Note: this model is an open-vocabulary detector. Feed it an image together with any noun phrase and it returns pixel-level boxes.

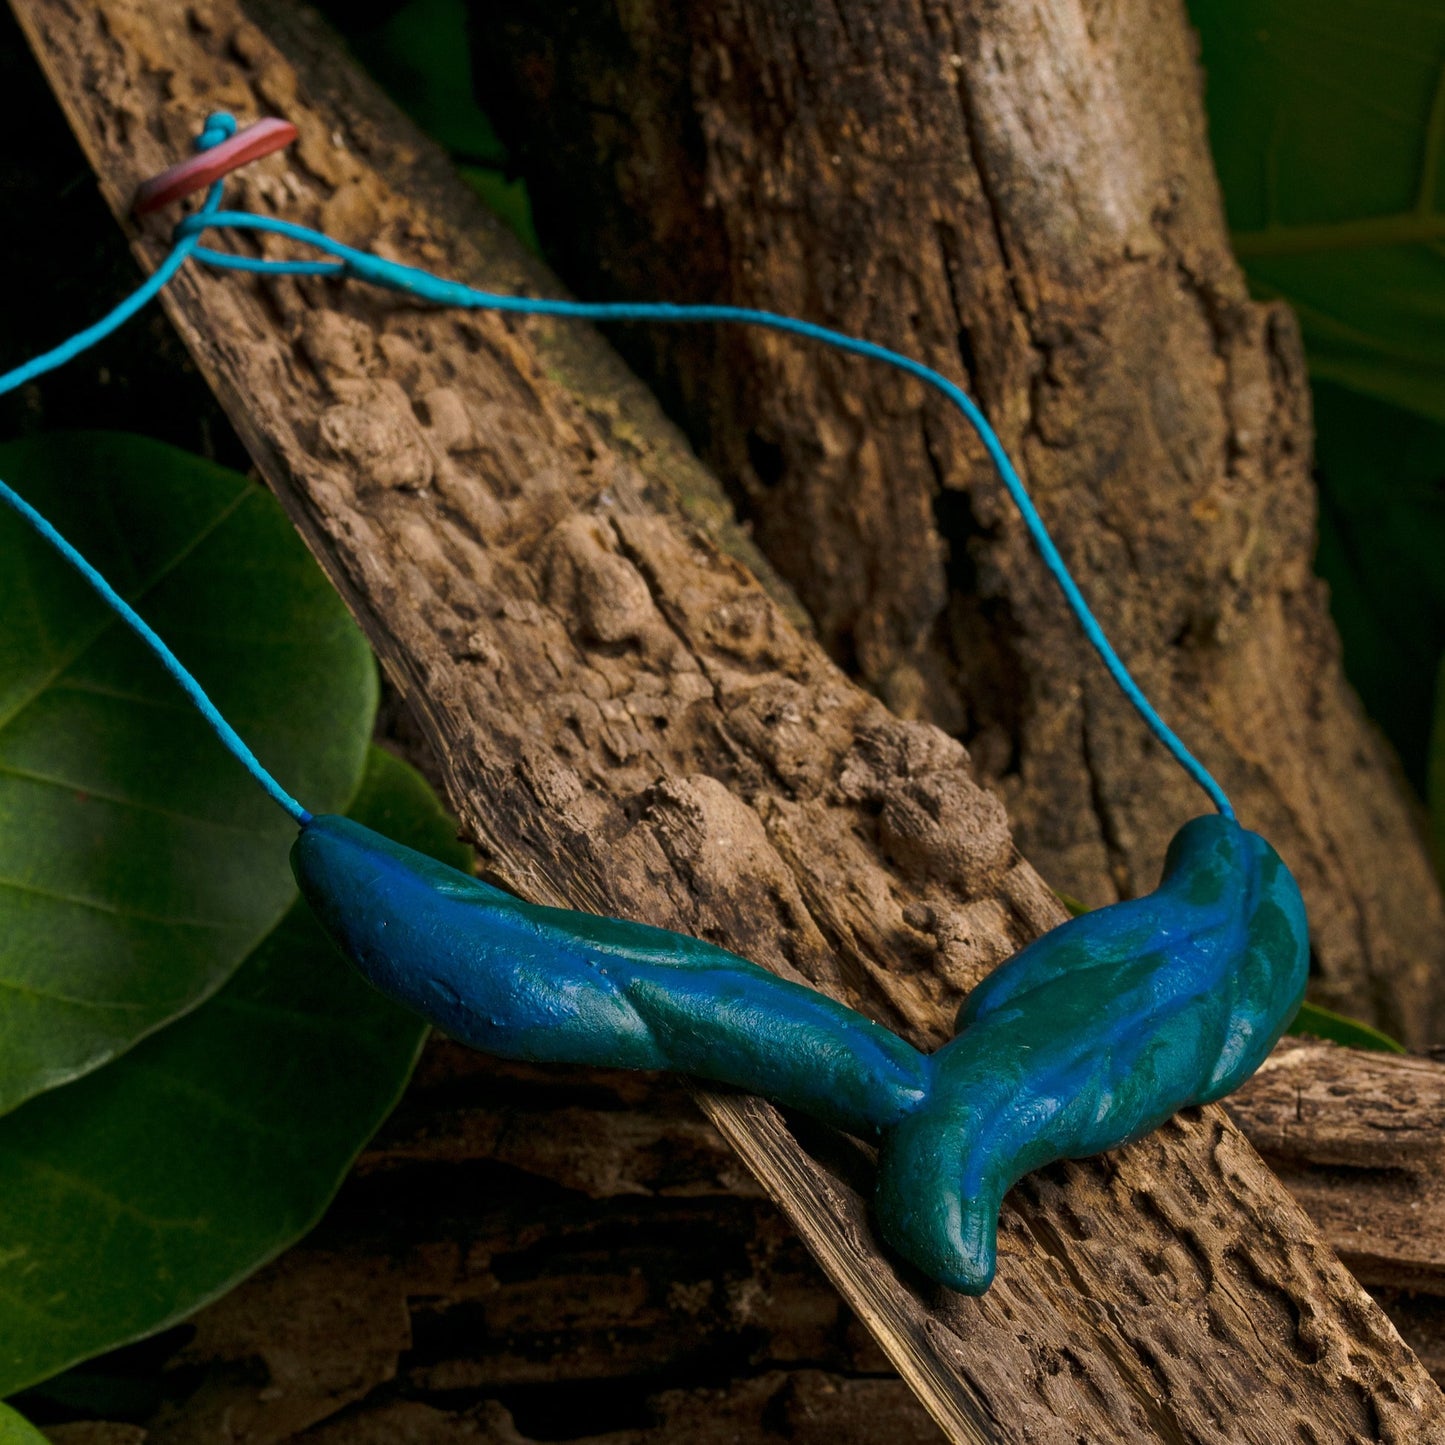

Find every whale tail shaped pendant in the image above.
[292,811,1308,1294]
[874,815,1308,1290]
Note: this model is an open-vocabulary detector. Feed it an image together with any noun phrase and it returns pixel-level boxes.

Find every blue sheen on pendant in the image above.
[291,815,930,1139]
[292,811,1308,1294]
[875,814,1309,1291]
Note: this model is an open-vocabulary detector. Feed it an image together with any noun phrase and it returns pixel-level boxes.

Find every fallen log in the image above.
[8,0,1441,1439]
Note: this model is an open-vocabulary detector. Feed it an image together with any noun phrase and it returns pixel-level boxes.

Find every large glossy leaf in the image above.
[0,747,465,1395]
[1193,0,1445,423]
[1311,382,1445,786]
[0,432,375,1114]
[0,1404,47,1445]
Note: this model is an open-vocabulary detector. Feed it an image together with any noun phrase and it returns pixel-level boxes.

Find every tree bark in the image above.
[43,1043,949,1445]
[1225,1038,1445,1295]
[33,1037,1445,1445]
[467,0,1445,1045]
[10,0,1444,1440]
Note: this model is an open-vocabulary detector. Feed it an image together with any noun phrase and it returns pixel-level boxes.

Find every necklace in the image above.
[0,112,1308,1295]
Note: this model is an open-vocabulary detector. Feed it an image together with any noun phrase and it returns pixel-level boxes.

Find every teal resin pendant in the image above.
[292,810,1308,1293]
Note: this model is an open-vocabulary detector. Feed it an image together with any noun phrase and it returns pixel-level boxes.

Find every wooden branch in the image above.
[10,0,1443,1438]
[1226,1037,1445,1292]
[38,1041,1443,1445]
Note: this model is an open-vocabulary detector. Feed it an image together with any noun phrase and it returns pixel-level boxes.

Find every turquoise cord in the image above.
[0,183,220,401]
[176,207,1235,820]
[0,109,1235,823]
[0,473,311,826]
[0,115,236,403]
[0,114,312,825]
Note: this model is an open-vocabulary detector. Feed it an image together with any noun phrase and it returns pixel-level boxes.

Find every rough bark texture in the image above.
[9,0,1444,1439]
[467,0,1445,1045]
[27,1034,1445,1445]
[28,1037,1445,1445]
[1223,1037,1445,1387]
[1225,1038,1445,1295]
[37,1043,948,1445]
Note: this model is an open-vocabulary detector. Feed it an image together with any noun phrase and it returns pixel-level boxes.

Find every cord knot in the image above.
[195,112,238,151]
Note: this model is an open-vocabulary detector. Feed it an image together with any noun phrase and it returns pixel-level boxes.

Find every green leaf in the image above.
[1311,381,1445,787]
[1287,1000,1408,1054]
[343,0,500,159]
[0,1403,48,1445]
[0,432,376,1115]
[0,746,467,1395]
[459,166,540,254]
[1193,5,1445,788]
[1052,890,1090,918]
[1193,0,1445,423]
[1430,653,1445,885]
[332,0,540,252]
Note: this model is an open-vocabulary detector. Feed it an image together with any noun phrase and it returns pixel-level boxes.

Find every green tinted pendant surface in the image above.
[875,814,1308,1290]
[292,812,1308,1294]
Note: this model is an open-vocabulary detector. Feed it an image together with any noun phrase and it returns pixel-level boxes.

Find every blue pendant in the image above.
[291,815,931,1139]
[292,811,1308,1293]
[875,814,1308,1290]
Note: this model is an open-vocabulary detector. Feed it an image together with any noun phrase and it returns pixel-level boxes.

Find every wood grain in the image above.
[1227,1038,1445,1293]
[9,0,1442,1439]
[36,1040,1445,1445]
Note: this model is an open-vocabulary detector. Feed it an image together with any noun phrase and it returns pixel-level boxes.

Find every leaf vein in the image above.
[0,876,238,930]
[0,762,273,837]
[0,487,251,737]
[0,973,149,1012]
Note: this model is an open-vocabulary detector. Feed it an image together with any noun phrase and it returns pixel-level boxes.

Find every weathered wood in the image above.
[1226,1038,1445,1293]
[469,0,1445,1047]
[32,1039,1445,1443]
[41,1043,946,1445]
[10,0,1442,1438]
[34,1039,1445,1444]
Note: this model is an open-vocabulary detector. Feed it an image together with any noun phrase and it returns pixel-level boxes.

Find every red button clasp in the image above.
[132,117,299,216]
